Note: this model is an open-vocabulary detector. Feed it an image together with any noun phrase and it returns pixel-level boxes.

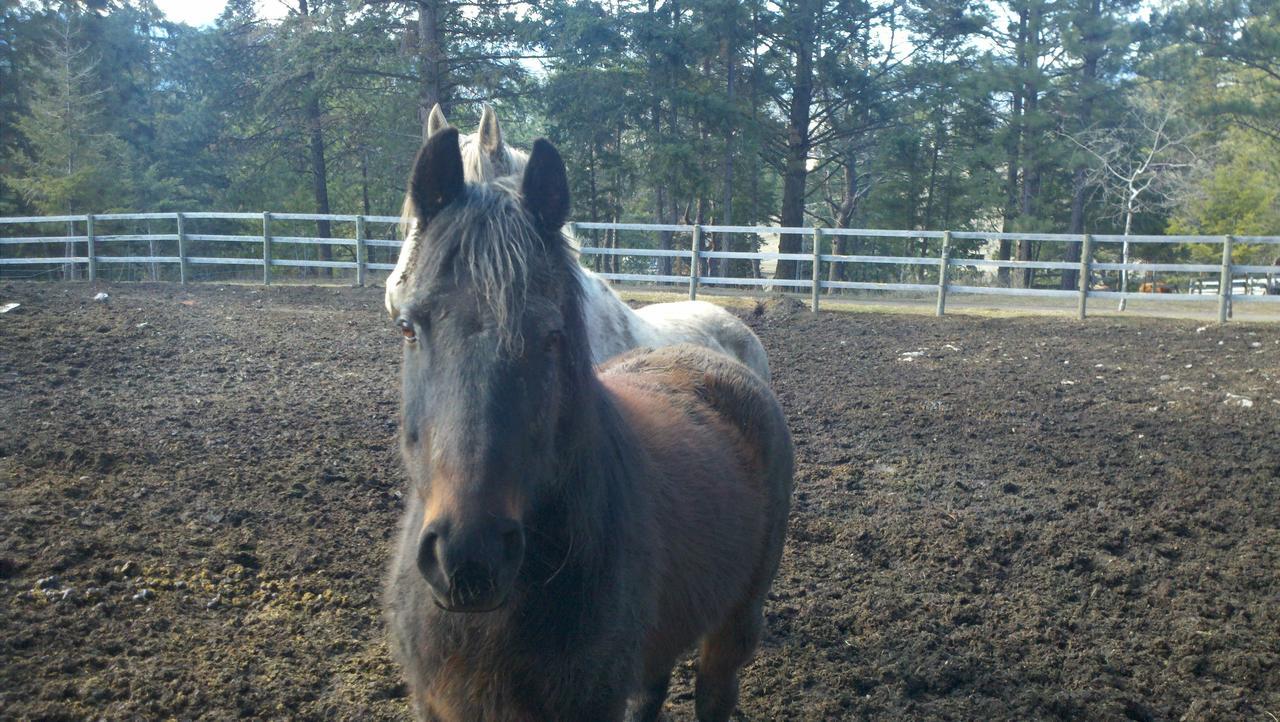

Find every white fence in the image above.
[0,212,403,286]
[3,212,1279,323]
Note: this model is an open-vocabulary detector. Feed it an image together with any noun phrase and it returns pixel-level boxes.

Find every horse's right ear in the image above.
[478,104,503,155]
[521,138,570,235]
[426,103,449,137]
[408,127,464,223]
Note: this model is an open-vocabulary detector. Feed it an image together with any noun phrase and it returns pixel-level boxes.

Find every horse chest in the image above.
[410,563,648,720]
[421,654,537,722]
[420,631,632,722]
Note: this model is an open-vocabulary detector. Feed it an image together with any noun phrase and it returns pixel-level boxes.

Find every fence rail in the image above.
[3,212,1279,322]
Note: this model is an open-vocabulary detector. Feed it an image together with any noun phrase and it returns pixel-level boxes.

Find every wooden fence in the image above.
[3,212,1279,323]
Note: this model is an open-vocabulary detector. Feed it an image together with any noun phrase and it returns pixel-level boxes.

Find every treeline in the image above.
[1,0,1278,282]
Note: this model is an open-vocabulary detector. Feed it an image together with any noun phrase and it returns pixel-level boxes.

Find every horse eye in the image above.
[545,330,563,352]
[398,319,417,342]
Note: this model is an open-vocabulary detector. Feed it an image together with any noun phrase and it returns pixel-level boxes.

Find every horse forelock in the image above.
[391,130,531,317]
[405,180,576,353]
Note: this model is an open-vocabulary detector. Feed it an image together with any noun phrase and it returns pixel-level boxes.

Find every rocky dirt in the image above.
[1,282,1277,721]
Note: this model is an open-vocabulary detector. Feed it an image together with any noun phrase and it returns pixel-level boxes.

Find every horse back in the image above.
[599,344,793,660]
[631,300,772,381]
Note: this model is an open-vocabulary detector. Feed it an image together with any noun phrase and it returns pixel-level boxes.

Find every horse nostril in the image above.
[416,517,522,609]
[449,562,494,607]
[501,526,524,564]
[416,528,441,580]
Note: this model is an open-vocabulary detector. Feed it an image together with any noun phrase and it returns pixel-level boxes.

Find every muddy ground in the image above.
[1,282,1277,721]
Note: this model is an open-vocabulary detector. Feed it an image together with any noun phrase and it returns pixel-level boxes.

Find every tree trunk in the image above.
[696,52,712,279]
[1000,119,1020,285]
[653,117,672,277]
[829,152,860,285]
[608,221,619,274]
[1064,165,1088,290]
[999,7,1028,287]
[715,31,736,279]
[777,1,815,280]
[923,118,942,231]
[588,141,600,272]
[611,121,623,275]
[418,0,443,142]
[1016,4,1041,289]
[305,90,333,274]
[647,0,674,277]
[920,117,944,282]
[1063,0,1102,290]
[297,0,331,277]
[360,148,372,215]
[748,2,763,281]
[1118,201,1134,311]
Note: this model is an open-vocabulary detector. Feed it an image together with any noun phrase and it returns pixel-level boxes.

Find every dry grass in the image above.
[611,284,1280,323]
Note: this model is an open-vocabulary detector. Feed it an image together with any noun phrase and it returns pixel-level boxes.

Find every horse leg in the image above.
[694,600,764,722]
[627,654,677,722]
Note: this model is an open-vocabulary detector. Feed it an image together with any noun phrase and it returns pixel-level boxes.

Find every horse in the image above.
[384,104,772,381]
[384,128,794,722]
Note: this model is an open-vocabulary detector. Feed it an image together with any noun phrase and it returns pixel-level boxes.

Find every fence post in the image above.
[262,212,273,285]
[355,215,367,287]
[811,227,823,313]
[935,230,952,316]
[689,224,701,301]
[1077,233,1092,320]
[85,214,96,283]
[175,212,188,285]
[1118,237,1132,312]
[1218,234,1234,323]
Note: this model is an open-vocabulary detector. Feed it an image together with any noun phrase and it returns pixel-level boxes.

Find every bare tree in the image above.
[1065,89,1202,309]
[818,145,875,288]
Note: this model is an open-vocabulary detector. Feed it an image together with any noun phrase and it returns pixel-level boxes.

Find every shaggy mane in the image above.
[408,177,550,352]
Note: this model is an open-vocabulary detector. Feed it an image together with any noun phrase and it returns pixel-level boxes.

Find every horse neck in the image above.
[524,373,641,591]
[573,268,656,363]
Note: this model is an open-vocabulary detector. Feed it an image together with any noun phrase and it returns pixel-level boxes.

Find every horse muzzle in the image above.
[416,516,525,613]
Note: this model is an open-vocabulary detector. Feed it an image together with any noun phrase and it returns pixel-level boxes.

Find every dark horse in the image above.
[384,128,794,722]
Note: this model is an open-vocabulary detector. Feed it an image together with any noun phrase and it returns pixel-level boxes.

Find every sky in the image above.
[152,0,287,27]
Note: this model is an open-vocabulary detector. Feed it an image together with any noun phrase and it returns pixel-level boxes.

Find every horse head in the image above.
[388,104,531,320]
[394,128,585,613]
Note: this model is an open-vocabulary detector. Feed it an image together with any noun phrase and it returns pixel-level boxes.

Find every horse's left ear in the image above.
[521,138,570,234]
[408,127,465,224]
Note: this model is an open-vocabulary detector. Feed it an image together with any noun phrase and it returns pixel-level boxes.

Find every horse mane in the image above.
[392,116,563,315]
[461,134,529,184]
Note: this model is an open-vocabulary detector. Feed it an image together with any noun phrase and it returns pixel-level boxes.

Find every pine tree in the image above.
[5,8,126,215]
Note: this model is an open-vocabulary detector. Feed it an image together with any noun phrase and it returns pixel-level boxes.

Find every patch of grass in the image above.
[609,284,1280,324]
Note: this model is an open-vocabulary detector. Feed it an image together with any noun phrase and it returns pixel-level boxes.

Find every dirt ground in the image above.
[1,282,1277,721]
